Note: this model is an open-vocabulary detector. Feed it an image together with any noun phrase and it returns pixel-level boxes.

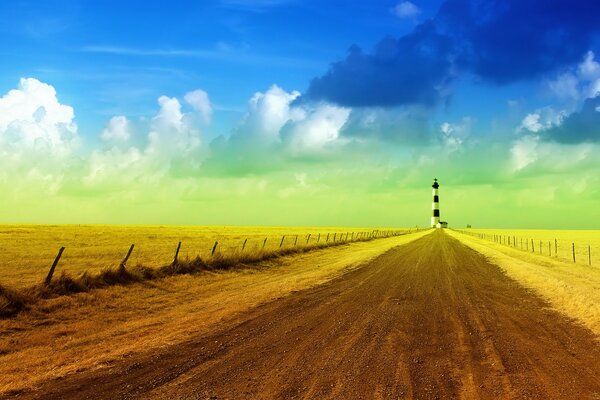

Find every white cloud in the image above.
[547,73,579,102]
[546,51,600,102]
[578,51,600,81]
[519,113,543,133]
[228,85,352,155]
[519,108,566,133]
[85,95,202,187]
[285,104,351,153]
[101,116,131,143]
[510,135,539,171]
[392,1,421,18]
[0,77,78,155]
[84,146,144,187]
[510,135,597,173]
[242,85,303,142]
[439,118,471,150]
[184,89,213,123]
[0,78,80,195]
[147,95,201,159]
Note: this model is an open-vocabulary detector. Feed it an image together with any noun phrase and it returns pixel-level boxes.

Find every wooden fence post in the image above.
[280,235,285,248]
[242,238,248,251]
[572,242,576,263]
[45,247,65,285]
[211,241,218,256]
[263,238,267,249]
[294,235,298,246]
[306,234,311,244]
[333,233,337,242]
[119,244,135,272]
[589,244,591,266]
[531,239,534,253]
[317,233,321,243]
[172,241,182,265]
[539,240,542,255]
[326,233,330,242]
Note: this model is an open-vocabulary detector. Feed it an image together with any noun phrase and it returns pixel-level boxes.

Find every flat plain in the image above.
[0,224,404,288]
[7,230,600,399]
[1,227,600,399]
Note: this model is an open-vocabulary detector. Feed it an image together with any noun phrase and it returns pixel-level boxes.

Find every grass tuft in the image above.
[0,284,32,317]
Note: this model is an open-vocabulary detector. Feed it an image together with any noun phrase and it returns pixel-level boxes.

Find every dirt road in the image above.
[12,230,600,399]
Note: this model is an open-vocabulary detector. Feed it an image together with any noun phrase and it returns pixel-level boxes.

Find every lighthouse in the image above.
[431,178,440,228]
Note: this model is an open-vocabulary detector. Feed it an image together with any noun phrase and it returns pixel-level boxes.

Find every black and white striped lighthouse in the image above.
[431,178,440,228]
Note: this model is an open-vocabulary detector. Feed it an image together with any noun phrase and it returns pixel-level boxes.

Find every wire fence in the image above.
[453,229,594,266]
[40,228,423,286]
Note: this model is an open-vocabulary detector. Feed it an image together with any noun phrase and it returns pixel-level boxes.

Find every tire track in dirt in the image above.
[11,230,600,399]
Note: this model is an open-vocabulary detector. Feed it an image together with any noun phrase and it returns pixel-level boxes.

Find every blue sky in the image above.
[1,0,445,137]
[1,0,599,227]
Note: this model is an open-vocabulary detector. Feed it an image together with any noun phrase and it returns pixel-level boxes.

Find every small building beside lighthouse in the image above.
[431,178,448,228]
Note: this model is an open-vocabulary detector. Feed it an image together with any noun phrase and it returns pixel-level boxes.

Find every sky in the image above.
[1,0,599,228]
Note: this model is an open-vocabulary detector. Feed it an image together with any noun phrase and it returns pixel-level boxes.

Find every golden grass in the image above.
[0,230,431,396]
[448,229,600,338]
[457,228,600,265]
[0,224,407,288]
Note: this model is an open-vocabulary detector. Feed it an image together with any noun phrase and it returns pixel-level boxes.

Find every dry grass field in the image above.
[461,228,600,265]
[448,229,600,337]
[0,225,408,288]
[0,230,430,396]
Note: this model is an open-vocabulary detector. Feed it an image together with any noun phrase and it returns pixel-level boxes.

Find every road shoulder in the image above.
[447,229,600,338]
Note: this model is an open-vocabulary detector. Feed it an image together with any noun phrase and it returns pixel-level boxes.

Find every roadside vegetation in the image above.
[448,229,600,337]
[0,225,418,318]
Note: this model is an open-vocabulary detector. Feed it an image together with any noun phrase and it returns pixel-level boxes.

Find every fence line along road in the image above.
[42,228,424,286]
[453,229,593,266]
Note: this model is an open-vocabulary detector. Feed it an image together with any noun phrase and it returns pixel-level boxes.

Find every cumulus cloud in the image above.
[0,77,78,155]
[184,89,213,123]
[546,51,600,103]
[519,108,566,133]
[547,74,580,102]
[228,84,351,153]
[84,94,202,188]
[306,22,455,107]
[101,116,131,143]
[339,106,434,145]
[240,85,304,142]
[0,78,80,196]
[521,52,600,143]
[283,104,350,154]
[542,96,600,143]
[578,51,600,82]
[205,85,354,175]
[392,1,421,18]
[307,0,600,107]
